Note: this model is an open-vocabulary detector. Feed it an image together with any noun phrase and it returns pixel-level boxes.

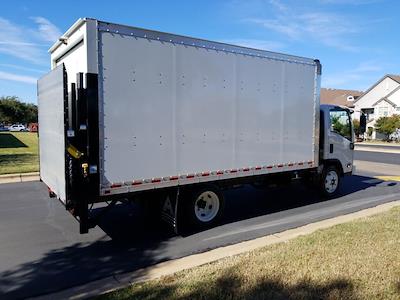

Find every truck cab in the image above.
[318,104,354,196]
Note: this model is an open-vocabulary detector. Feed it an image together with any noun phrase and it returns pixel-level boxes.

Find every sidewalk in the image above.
[355,143,400,154]
[0,172,39,184]
[356,142,400,147]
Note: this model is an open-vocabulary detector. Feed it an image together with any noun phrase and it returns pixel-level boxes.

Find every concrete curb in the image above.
[356,142,400,147]
[0,172,39,184]
[354,145,400,154]
[30,200,400,300]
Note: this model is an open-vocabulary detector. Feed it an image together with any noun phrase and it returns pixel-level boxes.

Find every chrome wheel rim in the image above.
[325,170,339,193]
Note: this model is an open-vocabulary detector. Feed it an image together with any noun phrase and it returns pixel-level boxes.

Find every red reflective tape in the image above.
[170,176,179,180]
[230,169,237,173]
[152,178,161,183]
[202,172,210,176]
[298,162,304,166]
[216,170,224,175]
[255,166,262,170]
[132,180,143,185]
[111,183,122,188]
[187,174,195,179]
[308,161,313,165]
[288,163,294,167]
[277,164,284,168]
[243,167,250,172]
[266,165,273,169]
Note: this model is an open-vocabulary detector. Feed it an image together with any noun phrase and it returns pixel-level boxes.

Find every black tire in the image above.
[182,184,225,229]
[319,165,340,198]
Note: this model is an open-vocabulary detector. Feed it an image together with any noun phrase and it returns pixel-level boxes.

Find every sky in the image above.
[0,0,399,104]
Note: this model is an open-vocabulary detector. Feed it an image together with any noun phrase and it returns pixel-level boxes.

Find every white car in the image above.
[9,124,27,132]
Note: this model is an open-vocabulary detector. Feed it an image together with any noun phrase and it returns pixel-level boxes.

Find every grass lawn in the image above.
[0,132,39,174]
[99,207,400,300]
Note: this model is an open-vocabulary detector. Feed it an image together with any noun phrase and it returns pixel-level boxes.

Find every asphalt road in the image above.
[1,150,400,299]
[354,150,400,165]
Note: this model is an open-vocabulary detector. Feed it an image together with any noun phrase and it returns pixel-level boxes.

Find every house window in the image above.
[378,107,388,117]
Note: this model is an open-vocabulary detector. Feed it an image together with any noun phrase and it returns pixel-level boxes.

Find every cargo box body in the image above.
[39,18,320,204]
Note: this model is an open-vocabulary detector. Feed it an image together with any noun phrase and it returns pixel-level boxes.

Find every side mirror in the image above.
[360,114,366,134]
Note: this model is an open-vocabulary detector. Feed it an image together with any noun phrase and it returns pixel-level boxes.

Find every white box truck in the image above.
[38,18,354,233]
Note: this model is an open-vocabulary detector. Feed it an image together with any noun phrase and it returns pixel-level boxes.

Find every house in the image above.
[353,74,400,139]
[320,88,363,108]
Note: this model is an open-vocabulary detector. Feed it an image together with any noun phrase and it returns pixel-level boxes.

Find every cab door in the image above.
[325,107,354,174]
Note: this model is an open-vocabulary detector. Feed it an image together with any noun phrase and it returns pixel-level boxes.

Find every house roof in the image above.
[354,74,400,104]
[384,84,400,99]
[370,83,400,108]
[388,74,400,84]
[372,97,397,107]
[320,88,363,107]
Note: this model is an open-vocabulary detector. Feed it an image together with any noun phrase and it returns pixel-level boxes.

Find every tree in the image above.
[0,96,38,124]
[331,115,351,139]
[374,115,400,141]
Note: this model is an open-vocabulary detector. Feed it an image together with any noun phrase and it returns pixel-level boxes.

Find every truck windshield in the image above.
[330,109,352,141]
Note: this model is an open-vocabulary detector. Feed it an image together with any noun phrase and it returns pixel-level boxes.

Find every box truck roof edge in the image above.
[49,18,318,65]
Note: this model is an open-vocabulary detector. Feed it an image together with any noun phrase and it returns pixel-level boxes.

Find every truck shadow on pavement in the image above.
[214,174,391,228]
[0,175,395,299]
[0,226,174,299]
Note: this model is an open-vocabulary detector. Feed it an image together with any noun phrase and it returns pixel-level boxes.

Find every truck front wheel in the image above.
[320,165,340,198]
[184,185,224,229]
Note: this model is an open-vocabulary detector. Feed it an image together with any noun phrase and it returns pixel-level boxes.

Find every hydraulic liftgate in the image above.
[38,64,100,233]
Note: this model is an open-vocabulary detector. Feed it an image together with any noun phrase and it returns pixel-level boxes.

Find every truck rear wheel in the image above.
[184,185,224,229]
[320,165,340,198]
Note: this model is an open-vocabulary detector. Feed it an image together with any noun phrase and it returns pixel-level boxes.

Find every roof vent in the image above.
[347,95,355,102]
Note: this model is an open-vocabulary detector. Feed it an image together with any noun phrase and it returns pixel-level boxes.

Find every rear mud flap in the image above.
[161,188,180,234]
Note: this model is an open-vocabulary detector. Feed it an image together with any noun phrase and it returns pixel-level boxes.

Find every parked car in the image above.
[9,124,27,132]
[0,125,9,132]
[28,123,38,132]
[390,129,400,142]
